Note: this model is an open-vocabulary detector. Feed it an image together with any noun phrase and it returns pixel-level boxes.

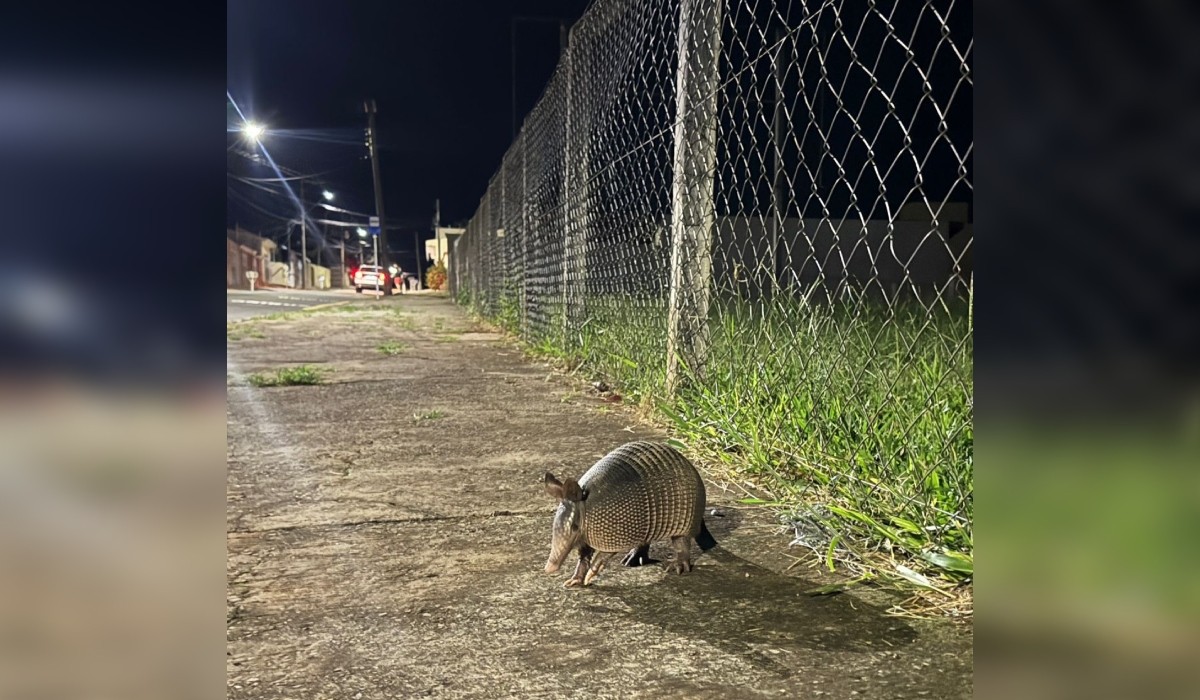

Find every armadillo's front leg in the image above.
[582,551,619,586]
[668,536,694,574]
[564,545,594,588]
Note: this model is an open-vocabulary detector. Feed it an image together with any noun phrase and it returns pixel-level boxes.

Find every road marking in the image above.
[229,299,306,308]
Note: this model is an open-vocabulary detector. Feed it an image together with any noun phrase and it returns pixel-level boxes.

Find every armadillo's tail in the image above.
[696,520,718,551]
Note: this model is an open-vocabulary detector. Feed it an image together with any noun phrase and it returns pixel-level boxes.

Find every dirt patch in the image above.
[227,294,972,698]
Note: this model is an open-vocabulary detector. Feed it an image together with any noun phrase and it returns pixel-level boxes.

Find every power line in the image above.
[227,186,300,223]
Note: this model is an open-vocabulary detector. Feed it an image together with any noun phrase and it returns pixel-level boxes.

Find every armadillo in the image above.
[542,441,717,587]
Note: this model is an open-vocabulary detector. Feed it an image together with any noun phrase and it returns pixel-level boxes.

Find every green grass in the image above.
[461,288,973,586]
[413,410,445,422]
[247,365,325,387]
[257,310,297,322]
[377,341,408,356]
[496,288,522,334]
[227,323,265,341]
[323,303,365,313]
[389,308,417,330]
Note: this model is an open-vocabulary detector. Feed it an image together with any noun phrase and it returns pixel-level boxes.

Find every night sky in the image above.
[227,0,592,270]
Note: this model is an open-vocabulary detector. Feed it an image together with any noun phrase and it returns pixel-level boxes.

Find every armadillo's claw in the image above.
[622,545,655,568]
[564,576,585,588]
[669,536,695,574]
[582,552,616,586]
[669,558,694,575]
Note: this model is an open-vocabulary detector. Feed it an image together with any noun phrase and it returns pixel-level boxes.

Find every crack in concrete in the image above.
[229,509,542,535]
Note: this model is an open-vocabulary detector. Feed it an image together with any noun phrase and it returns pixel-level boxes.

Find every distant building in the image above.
[227,226,277,289]
[426,227,464,266]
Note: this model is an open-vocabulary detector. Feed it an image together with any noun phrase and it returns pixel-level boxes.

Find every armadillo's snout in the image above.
[545,543,570,573]
[544,547,566,576]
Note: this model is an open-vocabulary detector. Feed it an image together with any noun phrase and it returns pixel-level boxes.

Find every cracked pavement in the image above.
[226,294,972,698]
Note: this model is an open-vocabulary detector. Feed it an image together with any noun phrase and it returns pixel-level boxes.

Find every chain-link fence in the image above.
[451,0,972,569]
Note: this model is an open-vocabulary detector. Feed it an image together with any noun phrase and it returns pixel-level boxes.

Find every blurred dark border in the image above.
[977,1,1200,698]
[1,3,228,700]
[1,2,226,389]
[976,0,1200,419]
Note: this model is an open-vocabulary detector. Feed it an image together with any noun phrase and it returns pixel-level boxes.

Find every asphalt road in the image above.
[226,289,356,321]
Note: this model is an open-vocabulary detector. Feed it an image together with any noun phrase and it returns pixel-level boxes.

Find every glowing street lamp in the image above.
[322,190,335,201]
[355,227,380,289]
[243,121,265,142]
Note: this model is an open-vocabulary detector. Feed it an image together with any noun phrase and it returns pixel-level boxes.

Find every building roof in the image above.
[228,227,277,251]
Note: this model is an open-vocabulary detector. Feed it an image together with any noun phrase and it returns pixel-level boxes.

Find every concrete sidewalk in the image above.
[226,294,972,699]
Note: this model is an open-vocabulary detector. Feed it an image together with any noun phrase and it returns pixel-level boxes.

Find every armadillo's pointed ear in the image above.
[561,478,584,502]
[544,472,564,500]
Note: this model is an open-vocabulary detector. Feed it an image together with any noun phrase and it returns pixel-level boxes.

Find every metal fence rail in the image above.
[451,0,973,561]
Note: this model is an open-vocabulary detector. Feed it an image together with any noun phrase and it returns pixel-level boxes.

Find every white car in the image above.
[353,265,389,293]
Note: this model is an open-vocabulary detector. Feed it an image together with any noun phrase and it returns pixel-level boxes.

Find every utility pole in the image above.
[414,230,424,291]
[365,98,392,292]
[434,198,441,265]
[300,179,307,289]
[419,197,440,289]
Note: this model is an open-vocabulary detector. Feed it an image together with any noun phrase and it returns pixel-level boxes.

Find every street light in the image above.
[356,227,375,262]
[243,121,265,142]
[322,190,335,201]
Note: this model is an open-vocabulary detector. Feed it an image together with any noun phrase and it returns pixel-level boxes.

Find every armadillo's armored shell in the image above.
[577,441,706,553]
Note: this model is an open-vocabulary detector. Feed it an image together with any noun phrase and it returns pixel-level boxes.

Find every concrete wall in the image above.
[429,227,465,266]
[266,261,290,287]
[713,214,972,303]
[227,239,263,289]
[572,208,971,304]
[308,264,332,290]
[328,264,350,288]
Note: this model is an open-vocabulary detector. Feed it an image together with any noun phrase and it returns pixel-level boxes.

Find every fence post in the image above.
[448,236,456,298]
[475,198,482,309]
[481,189,490,312]
[666,0,723,396]
[521,134,530,337]
[559,45,575,349]
[500,162,505,303]
[507,167,516,315]
[562,29,592,353]
[770,26,785,299]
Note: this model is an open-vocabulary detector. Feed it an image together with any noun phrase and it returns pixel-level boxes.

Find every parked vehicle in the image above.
[353,264,390,293]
